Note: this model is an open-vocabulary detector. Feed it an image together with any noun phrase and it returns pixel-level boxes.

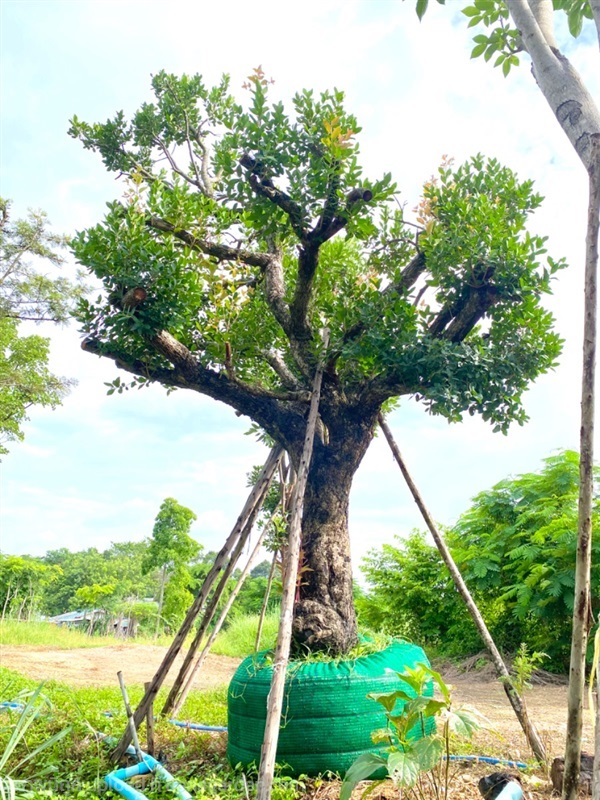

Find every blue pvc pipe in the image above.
[104,751,193,800]
[0,702,24,712]
[105,773,151,800]
[168,719,227,733]
[447,755,528,770]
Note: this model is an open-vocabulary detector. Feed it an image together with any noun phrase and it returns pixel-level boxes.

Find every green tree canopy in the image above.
[360,451,600,670]
[70,70,565,653]
[0,199,85,454]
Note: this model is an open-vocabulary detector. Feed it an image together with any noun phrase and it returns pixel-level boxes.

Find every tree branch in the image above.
[145,216,272,268]
[308,187,373,246]
[529,0,558,49]
[386,251,427,295]
[81,333,309,446]
[241,154,309,241]
[154,137,204,192]
[262,350,306,391]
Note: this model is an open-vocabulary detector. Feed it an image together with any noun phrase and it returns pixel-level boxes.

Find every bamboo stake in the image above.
[255,551,278,652]
[256,459,291,653]
[144,682,155,757]
[256,332,328,800]
[378,413,547,765]
[117,671,145,763]
[111,444,283,762]
[163,462,281,717]
[171,509,276,717]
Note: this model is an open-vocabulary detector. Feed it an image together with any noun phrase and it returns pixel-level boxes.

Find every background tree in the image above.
[142,497,199,637]
[0,554,61,621]
[360,451,600,671]
[71,71,563,655]
[0,199,84,454]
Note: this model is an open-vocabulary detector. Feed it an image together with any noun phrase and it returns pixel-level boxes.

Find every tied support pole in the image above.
[169,503,280,718]
[378,413,547,766]
[112,444,283,762]
[256,331,328,800]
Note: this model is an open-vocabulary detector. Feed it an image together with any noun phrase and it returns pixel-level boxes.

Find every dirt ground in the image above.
[0,643,594,763]
[0,643,240,691]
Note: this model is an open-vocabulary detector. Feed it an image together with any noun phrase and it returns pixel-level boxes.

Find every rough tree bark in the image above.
[291,403,380,653]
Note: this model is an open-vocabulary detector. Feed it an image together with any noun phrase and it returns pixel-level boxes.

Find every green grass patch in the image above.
[0,619,182,649]
[0,665,308,799]
[211,610,279,657]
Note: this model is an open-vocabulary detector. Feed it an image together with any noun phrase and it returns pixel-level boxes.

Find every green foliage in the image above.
[502,643,548,694]
[71,72,563,435]
[0,556,61,622]
[412,0,594,75]
[450,450,600,667]
[0,666,306,800]
[361,451,600,671]
[0,683,71,797]
[457,0,589,75]
[0,319,70,456]
[341,664,481,800]
[358,531,481,654]
[41,542,156,618]
[143,498,199,574]
[0,199,84,455]
[210,609,280,657]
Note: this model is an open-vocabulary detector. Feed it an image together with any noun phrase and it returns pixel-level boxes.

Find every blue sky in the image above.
[1,0,598,574]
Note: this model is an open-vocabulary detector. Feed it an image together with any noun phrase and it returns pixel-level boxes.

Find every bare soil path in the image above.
[0,644,240,691]
[1,644,593,761]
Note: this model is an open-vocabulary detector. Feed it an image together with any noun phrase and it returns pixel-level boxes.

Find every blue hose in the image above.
[101,711,226,732]
[447,755,528,770]
[0,702,24,712]
[104,752,193,800]
[168,719,227,733]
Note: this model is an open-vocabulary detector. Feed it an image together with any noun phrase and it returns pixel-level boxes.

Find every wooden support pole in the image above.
[170,508,276,718]
[144,681,155,757]
[117,671,144,763]
[163,462,280,717]
[378,413,547,765]
[111,444,283,762]
[256,332,328,800]
[255,551,278,653]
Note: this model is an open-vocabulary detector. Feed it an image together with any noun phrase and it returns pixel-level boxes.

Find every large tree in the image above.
[70,70,563,655]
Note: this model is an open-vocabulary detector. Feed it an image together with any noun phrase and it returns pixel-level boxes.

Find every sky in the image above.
[1,0,599,578]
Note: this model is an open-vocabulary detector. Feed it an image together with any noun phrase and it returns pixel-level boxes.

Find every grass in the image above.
[0,619,178,650]
[0,612,281,657]
[211,610,279,657]
[0,665,309,799]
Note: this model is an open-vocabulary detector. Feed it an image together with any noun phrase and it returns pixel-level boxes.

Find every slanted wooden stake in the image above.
[378,413,547,765]
[117,671,144,763]
[170,507,278,718]
[163,465,280,717]
[144,682,155,757]
[256,460,291,653]
[256,333,328,800]
[111,444,283,762]
[255,551,278,652]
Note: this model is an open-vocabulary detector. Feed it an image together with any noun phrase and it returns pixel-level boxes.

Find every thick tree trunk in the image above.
[292,407,377,654]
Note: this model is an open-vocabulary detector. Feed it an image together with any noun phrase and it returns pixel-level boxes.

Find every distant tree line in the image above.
[0,499,280,637]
